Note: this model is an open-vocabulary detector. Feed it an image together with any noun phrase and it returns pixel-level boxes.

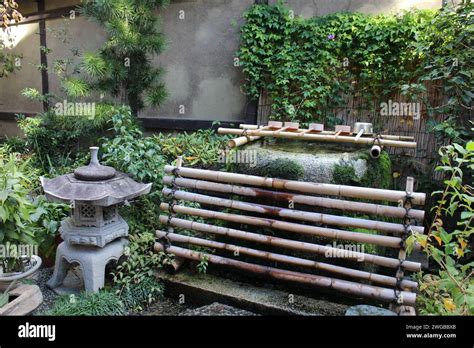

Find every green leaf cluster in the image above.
[81,0,169,112]
[238,1,472,135]
[411,140,474,315]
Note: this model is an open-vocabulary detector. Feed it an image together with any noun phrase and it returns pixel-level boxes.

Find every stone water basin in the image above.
[237,139,368,184]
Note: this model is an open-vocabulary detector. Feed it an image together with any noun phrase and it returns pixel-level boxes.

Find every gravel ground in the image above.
[31,267,59,315]
[138,297,192,316]
[180,303,257,316]
[30,266,193,316]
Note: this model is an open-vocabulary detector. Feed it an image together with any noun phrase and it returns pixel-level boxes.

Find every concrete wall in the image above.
[46,16,107,102]
[140,0,253,122]
[0,22,42,114]
[269,0,442,17]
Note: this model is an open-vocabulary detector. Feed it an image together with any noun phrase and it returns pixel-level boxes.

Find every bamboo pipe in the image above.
[229,125,272,148]
[160,203,419,262]
[240,124,260,129]
[275,126,290,134]
[160,202,402,249]
[156,230,418,290]
[160,216,421,272]
[164,257,186,275]
[218,128,417,149]
[162,188,424,235]
[153,243,416,306]
[164,166,426,205]
[239,124,415,141]
[355,129,365,142]
[370,145,383,159]
[162,176,425,221]
[229,135,262,148]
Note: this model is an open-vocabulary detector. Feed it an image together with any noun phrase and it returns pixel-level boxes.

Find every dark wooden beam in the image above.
[239,0,267,125]
[37,0,49,112]
[0,112,18,120]
[138,118,244,131]
[0,6,80,26]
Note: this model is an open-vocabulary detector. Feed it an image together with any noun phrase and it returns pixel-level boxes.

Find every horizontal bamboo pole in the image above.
[164,166,426,205]
[218,128,417,149]
[160,202,401,248]
[240,124,415,141]
[162,176,425,221]
[229,125,273,148]
[229,135,262,148]
[153,243,416,306]
[159,215,421,272]
[156,228,417,290]
[162,188,424,235]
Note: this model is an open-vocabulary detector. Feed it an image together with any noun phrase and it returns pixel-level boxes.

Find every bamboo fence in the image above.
[157,165,424,307]
[154,242,417,306]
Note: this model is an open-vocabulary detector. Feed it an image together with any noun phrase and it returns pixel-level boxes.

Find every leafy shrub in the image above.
[81,0,169,113]
[0,1,23,79]
[44,278,165,316]
[101,106,165,200]
[31,197,69,259]
[0,152,38,272]
[16,108,111,176]
[155,128,231,168]
[410,141,474,315]
[238,2,436,124]
[112,232,172,292]
[44,291,126,316]
[421,2,474,144]
[118,277,164,312]
[0,148,69,270]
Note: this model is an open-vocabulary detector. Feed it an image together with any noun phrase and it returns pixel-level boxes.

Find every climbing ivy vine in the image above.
[238,0,473,138]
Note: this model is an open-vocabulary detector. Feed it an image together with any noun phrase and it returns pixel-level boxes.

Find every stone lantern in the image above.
[41,147,152,292]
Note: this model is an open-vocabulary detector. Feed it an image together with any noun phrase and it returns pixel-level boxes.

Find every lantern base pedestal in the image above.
[47,238,128,293]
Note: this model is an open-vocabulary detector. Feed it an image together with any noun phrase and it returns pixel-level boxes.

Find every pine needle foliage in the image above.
[81,0,169,113]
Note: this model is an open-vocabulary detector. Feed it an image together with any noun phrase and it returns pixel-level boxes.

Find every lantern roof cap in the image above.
[40,147,152,206]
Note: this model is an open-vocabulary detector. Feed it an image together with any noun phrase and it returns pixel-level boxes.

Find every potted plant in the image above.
[0,152,43,290]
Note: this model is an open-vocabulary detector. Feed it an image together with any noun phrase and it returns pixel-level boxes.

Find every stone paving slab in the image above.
[156,270,348,316]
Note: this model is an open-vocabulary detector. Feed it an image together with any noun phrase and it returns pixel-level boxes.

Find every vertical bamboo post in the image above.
[164,156,186,274]
[391,177,415,314]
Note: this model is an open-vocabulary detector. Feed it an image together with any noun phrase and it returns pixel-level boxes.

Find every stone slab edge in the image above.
[156,270,348,316]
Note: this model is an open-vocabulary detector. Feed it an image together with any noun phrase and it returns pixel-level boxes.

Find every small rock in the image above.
[345,305,397,316]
